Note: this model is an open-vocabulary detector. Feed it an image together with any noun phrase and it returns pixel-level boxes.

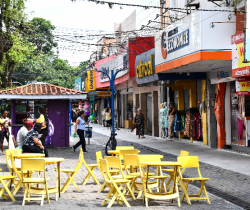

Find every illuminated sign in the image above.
[136,55,154,78]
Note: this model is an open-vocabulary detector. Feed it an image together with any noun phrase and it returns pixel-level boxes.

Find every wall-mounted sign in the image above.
[210,68,235,84]
[87,71,95,91]
[136,55,154,78]
[232,33,250,77]
[101,67,109,80]
[99,52,129,83]
[235,77,250,95]
[161,29,189,60]
[246,0,250,61]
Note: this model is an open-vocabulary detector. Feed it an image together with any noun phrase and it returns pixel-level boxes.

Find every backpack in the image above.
[48,119,54,136]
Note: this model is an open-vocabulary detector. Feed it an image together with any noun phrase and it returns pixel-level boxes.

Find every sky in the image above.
[26,0,142,66]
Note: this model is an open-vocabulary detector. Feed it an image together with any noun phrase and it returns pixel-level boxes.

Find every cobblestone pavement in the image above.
[0,131,245,210]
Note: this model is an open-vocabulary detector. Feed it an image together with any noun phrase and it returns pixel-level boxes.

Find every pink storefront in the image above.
[94,37,154,128]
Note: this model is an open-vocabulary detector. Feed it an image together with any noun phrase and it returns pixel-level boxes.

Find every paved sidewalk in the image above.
[0,128,245,209]
[91,124,250,176]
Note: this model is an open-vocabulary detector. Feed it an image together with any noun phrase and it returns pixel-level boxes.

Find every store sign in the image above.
[235,77,250,95]
[87,71,95,91]
[135,48,157,85]
[101,67,109,80]
[232,33,250,77]
[99,52,129,83]
[136,55,154,78]
[246,0,250,61]
[161,29,189,60]
[155,10,236,73]
[210,69,235,84]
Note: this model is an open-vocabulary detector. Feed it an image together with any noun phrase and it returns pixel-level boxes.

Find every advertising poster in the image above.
[231,82,246,145]
[246,0,250,60]
[232,33,250,77]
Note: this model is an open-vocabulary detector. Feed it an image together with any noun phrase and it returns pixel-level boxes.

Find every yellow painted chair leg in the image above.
[102,186,115,206]
[126,183,136,201]
[0,180,16,202]
[82,164,100,185]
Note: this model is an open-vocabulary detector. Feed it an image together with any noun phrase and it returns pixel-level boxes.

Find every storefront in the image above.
[232,32,250,147]
[134,48,161,136]
[95,37,154,129]
[155,8,235,146]
[0,83,87,147]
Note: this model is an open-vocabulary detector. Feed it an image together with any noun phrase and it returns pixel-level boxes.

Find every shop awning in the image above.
[0,83,88,100]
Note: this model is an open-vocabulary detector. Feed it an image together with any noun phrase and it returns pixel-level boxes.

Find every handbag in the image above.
[131,124,137,132]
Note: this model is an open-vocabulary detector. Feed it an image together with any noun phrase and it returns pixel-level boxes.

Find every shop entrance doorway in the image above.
[147,93,152,135]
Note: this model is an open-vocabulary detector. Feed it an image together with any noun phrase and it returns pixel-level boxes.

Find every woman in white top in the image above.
[17,119,34,147]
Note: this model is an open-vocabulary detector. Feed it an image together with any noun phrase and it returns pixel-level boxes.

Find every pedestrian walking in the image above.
[17,119,33,147]
[73,110,88,153]
[105,108,112,130]
[36,106,49,156]
[168,102,176,137]
[133,108,146,139]
[1,110,13,153]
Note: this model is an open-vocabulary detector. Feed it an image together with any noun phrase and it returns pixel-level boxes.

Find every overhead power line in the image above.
[71,0,243,13]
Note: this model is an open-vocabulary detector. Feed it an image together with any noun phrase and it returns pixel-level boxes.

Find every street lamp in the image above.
[89,67,128,151]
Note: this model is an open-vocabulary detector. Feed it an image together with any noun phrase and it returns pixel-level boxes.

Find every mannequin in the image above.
[163,102,168,137]
[159,103,166,138]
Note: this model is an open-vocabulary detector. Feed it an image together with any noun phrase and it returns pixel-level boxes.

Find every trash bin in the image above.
[85,127,93,138]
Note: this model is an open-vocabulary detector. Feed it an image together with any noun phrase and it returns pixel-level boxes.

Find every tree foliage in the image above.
[0,1,87,89]
[27,17,58,55]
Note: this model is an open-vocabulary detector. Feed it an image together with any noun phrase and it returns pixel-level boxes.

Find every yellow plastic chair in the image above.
[104,156,137,197]
[138,155,168,196]
[162,150,189,189]
[6,149,22,174]
[0,168,17,202]
[119,149,139,160]
[61,148,83,193]
[21,159,50,206]
[177,156,210,205]
[81,152,100,186]
[99,158,135,208]
[96,151,119,193]
[123,154,157,197]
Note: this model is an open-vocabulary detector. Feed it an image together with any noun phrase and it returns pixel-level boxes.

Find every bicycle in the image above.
[105,126,117,156]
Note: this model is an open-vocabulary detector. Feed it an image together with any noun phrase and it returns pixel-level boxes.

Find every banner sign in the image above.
[232,33,250,77]
[235,77,250,95]
[246,0,250,61]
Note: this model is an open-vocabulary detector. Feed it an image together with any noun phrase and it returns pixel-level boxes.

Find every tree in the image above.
[27,17,58,55]
[0,0,27,66]
[0,33,34,87]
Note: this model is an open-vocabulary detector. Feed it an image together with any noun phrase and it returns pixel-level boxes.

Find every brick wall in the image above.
[236,9,245,34]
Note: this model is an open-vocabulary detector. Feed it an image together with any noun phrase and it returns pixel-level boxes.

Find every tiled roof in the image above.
[0,83,85,95]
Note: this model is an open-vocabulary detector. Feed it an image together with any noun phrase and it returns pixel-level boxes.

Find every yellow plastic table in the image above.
[139,161,182,207]
[108,150,141,156]
[14,155,64,198]
[13,153,45,159]
[43,158,64,198]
